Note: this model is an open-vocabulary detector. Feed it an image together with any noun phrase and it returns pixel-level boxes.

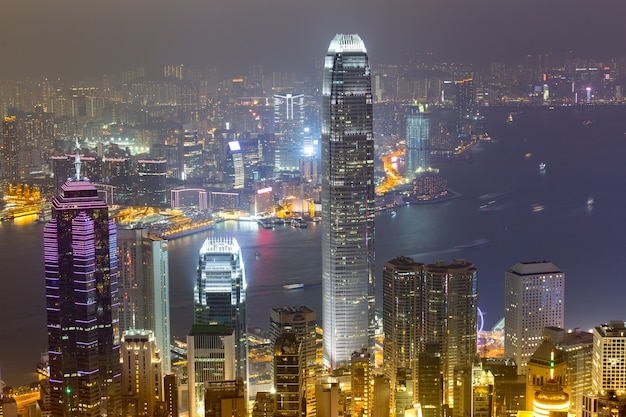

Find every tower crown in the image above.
[327,34,367,54]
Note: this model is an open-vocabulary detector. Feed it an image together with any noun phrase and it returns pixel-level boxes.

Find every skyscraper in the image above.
[504,261,564,375]
[321,33,375,368]
[382,256,423,413]
[456,78,476,122]
[225,141,245,189]
[592,321,626,393]
[274,93,305,172]
[120,330,163,416]
[270,306,317,417]
[405,104,431,178]
[117,227,171,374]
[424,259,478,412]
[274,333,302,417]
[44,149,121,416]
[1,115,20,182]
[190,237,248,416]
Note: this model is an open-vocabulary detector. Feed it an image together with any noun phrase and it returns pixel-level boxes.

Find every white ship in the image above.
[283,283,304,290]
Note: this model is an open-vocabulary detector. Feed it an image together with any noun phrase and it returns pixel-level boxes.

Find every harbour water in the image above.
[3,106,626,385]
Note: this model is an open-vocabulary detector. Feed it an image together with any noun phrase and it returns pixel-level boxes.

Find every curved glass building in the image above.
[191,237,248,416]
[321,34,375,368]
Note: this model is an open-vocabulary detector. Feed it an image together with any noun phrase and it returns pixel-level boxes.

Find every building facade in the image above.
[405,104,430,178]
[424,259,478,412]
[190,237,248,416]
[504,261,564,375]
[321,33,375,368]
[44,156,121,416]
[382,256,423,414]
[120,330,163,416]
[274,93,305,172]
[117,227,172,374]
[592,321,626,393]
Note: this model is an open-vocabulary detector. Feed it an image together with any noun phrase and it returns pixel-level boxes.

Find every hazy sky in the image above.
[2,0,626,79]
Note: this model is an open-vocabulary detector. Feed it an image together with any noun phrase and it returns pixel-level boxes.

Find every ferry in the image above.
[539,162,546,173]
[291,219,308,228]
[283,283,304,290]
[531,204,545,213]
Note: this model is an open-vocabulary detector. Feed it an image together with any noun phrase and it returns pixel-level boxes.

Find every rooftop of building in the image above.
[188,324,232,336]
[508,261,562,276]
[327,34,367,54]
[529,339,565,366]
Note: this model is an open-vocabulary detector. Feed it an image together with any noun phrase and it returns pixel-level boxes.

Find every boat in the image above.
[539,162,546,173]
[291,219,308,228]
[531,203,545,213]
[506,113,514,124]
[390,210,397,217]
[255,251,260,259]
[283,283,304,290]
[587,196,594,207]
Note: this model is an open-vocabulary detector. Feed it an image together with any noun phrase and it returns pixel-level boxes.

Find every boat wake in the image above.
[454,238,488,249]
[479,185,515,201]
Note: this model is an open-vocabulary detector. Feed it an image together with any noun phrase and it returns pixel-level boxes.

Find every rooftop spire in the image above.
[73,137,82,181]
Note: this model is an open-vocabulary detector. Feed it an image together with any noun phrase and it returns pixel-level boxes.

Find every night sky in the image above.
[2,0,626,79]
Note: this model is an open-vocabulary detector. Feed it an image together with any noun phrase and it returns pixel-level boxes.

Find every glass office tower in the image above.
[44,152,121,416]
[190,237,248,416]
[405,103,431,178]
[321,34,375,368]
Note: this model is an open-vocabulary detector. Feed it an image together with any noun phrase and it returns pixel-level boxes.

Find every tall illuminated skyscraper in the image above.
[44,147,121,416]
[405,104,431,178]
[321,33,375,368]
[117,227,171,374]
[189,237,248,416]
[424,259,478,412]
[382,256,423,413]
[1,115,20,182]
[592,321,626,393]
[274,93,305,172]
[504,261,564,375]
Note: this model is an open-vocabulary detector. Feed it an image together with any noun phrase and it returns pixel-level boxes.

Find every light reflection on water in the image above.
[2,106,626,385]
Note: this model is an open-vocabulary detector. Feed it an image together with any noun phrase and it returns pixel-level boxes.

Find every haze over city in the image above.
[3,1,626,416]
[2,0,626,79]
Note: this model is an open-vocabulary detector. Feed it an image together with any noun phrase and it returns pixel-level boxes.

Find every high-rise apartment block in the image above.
[382,257,477,415]
[504,261,564,375]
[321,33,375,368]
[425,259,478,412]
[382,256,422,413]
[44,152,121,416]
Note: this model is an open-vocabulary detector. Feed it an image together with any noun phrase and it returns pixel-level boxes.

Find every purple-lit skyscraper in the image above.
[44,148,121,416]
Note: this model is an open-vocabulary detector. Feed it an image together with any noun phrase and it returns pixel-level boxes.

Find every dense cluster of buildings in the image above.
[3,34,626,417]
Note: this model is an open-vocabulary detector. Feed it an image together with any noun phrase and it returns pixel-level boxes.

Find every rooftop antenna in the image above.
[74,137,82,181]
